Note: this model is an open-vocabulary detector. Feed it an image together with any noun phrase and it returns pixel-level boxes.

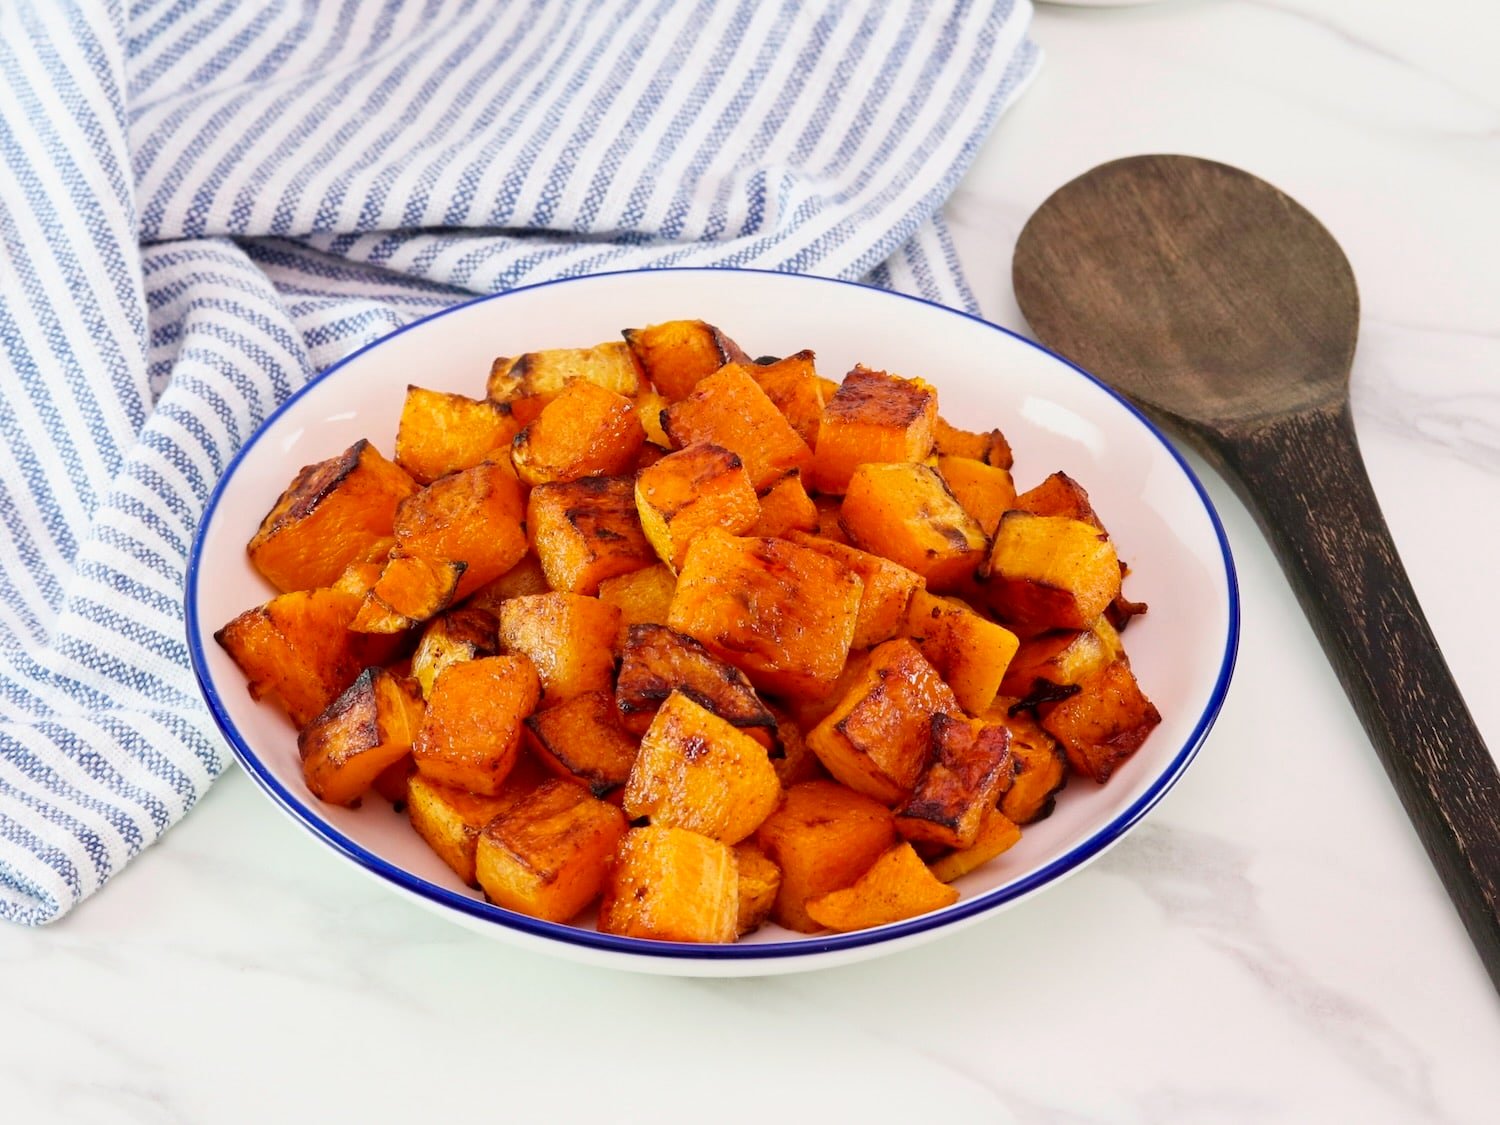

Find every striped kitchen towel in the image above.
[0,0,1038,925]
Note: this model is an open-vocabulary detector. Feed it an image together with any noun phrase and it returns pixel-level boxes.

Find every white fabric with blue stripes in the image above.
[0,0,1038,924]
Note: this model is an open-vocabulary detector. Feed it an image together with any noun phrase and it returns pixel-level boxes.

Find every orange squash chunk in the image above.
[622,318,748,402]
[463,552,551,615]
[635,442,760,572]
[623,691,782,845]
[350,551,465,633]
[733,841,782,936]
[811,493,848,543]
[1039,660,1161,783]
[395,386,520,485]
[895,714,1013,850]
[614,624,777,740]
[988,700,1068,824]
[663,364,813,490]
[740,351,824,447]
[393,460,527,601]
[786,531,923,649]
[412,654,541,795]
[527,476,656,594]
[487,340,644,401]
[982,511,1120,633]
[804,842,959,931]
[751,472,818,538]
[298,667,426,806]
[754,781,897,933]
[598,825,738,943]
[406,766,545,887]
[899,588,1020,715]
[927,806,1023,884]
[475,779,627,923]
[840,462,988,593]
[248,439,418,593]
[511,379,643,485]
[634,387,672,447]
[497,592,620,706]
[811,367,937,494]
[410,606,500,699]
[933,416,1011,468]
[938,455,1016,536]
[596,563,677,651]
[998,617,1122,698]
[668,530,863,701]
[524,690,640,799]
[1015,470,1107,533]
[806,638,960,806]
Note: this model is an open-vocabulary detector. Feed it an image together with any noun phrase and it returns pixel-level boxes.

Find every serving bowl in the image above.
[186,267,1237,976]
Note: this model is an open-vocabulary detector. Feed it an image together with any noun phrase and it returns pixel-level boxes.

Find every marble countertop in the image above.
[4,2,1497,1121]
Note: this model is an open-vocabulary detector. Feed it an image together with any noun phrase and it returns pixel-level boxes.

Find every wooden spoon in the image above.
[1013,154,1500,991]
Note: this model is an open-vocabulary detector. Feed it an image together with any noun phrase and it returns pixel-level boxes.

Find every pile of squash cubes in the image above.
[217,319,1160,942]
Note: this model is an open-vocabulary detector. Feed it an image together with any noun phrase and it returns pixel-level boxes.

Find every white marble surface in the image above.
[4,1,1499,1121]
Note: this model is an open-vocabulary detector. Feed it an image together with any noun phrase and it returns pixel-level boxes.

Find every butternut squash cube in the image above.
[1039,659,1162,783]
[740,351,824,447]
[510,379,643,486]
[754,781,897,933]
[634,387,672,447]
[988,700,1068,824]
[598,825,738,943]
[982,511,1121,633]
[463,552,550,615]
[668,530,863,701]
[487,340,644,400]
[998,617,1123,698]
[497,592,620,706]
[596,563,677,651]
[786,531,923,649]
[812,493,849,544]
[524,690,640,799]
[840,462,988,592]
[927,806,1023,884]
[614,624,777,739]
[934,416,1011,469]
[622,691,781,845]
[332,559,386,598]
[527,476,656,594]
[622,318,748,402]
[811,367,937,494]
[475,778,627,923]
[900,588,1020,715]
[350,551,465,633]
[393,460,528,601]
[663,364,813,490]
[806,638,959,805]
[751,472,819,538]
[804,841,959,931]
[895,714,1013,850]
[406,769,544,887]
[412,654,541,795]
[411,606,500,699]
[395,385,520,485]
[298,667,426,807]
[733,841,781,936]
[938,455,1016,536]
[635,442,760,572]
[1015,470,1107,533]
[248,439,418,593]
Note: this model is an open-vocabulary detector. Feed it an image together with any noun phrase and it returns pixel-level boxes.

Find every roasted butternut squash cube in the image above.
[811,367,937,494]
[527,476,656,594]
[497,592,620,706]
[635,442,760,572]
[751,472,819,538]
[462,552,550,615]
[938,455,1016,536]
[983,511,1121,633]
[412,654,541,795]
[395,386,520,485]
[332,559,386,598]
[1039,660,1161,783]
[934,416,1011,469]
[1015,470,1106,533]
[623,691,781,845]
[393,460,528,601]
[248,439,419,593]
[989,701,1068,824]
[350,551,465,633]
[406,770,543,887]
[475,779,627,923]
[740,351,824,447]
[487,340,644,400]
[786,531,923,649]
[510,379,643,485]
[411,606,500,699]
[372,754,415,805]
[899,588,1019,715]
[501,391,553,425]
[806,638,960,805]
[840,462,988,592]
[596,564,677,650]
[622,318,748,402]
[754,780,897,933]
[812,495,850,544]
[766,703,824,787]
[663,364,813,490]
[215,587,383,728]
[634,388,672,447]
[615,624,777,740]
[298,667,426,806]
[668,531,863,700]
[524,690,640,799]
[998,617,1123,698]
[804,841,959,931]
[733,841,781,936]
[598,825,738,943]
[895,714,1013,850]
[779,647,873,733]
[927,806,1023,883]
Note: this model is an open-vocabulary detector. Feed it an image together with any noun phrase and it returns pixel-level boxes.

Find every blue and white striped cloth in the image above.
[0,0,1038,925]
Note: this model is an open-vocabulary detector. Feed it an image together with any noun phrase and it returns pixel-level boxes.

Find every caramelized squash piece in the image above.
[998,617,1123,698]
[663,364,813,490]
[510,379,643,485]
[786,531,923,649]
[895,714,1012,850]
[412,654,541,795]
[934,416,1011,469]
[487,340,644,401]
[751,472,819,539]
[298,667,426,807]
[462,553,550,615]
[497,592,621,706]
[393,460,528,601]
[248,439,418,593]
[983,511,1121,633]
[476,779,627,923]
[938,455,1016,537]
[350,551,465,633]
[524,690,640,799]
[733,841,782,936]
[623,691,782,845]
[407,767,545,886]
[804,842,958,931]
[1039,660,1161,783]
[812,493,848,543]
[634,388,672,447]
[614,624,777,739]
[410,606,500,699]
[622,318,748,402]
[927,806,1023,883]
[899,588,1019,715]
[840,462,987,592]
[740,351,824,447]
[812,367,937,494]
[1015,470,1106,533]
[596,563,677,651]
[635,442,760,572]
[395,386,520,485]
[989,701,1068,824]
[598,825,738,943]
[527,476,656,594]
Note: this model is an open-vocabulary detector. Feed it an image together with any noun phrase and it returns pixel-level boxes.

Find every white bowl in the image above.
[186,268,1237,976]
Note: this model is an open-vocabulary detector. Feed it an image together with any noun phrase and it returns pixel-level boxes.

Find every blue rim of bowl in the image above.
[185,266,1240,962]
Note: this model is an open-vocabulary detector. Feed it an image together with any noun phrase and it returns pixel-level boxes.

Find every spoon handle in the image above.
[1212,401,1500,990]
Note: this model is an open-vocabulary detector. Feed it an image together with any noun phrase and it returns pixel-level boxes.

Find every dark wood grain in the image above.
[1013,154,1500,993]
